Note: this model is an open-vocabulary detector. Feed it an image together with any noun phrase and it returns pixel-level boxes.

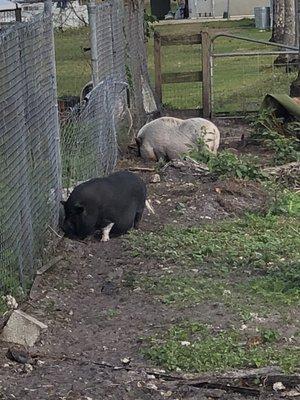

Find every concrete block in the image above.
[0,310,47,347]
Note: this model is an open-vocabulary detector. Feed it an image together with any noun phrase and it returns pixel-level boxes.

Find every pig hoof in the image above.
[101,236,110,242]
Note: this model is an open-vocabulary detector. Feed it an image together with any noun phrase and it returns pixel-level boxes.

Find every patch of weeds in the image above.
[122,271,137,289]
[44,299,57,314]
[267,186,300,217]
[144,11,158,40]
[188,139,266,181]
[54,279,73,291]
[209,151,266,180]
[129,214,299,311]
[246,260,300,306]
[140,275,226,305]
[106,308,119,319]
[0,297,8,315]
[129,215,299,274]
[248,110,300,165]
[142,322,299,373]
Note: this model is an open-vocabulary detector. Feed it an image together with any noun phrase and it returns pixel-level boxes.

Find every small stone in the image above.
[284,389,300,397]
[36,360,45,367]
[181,341,191,346]
[150,174,161,183]
[23,363,33,373]
[161,391,172,397]
[121,357,131,365]
[147,374,156,380]
[146,382,158,391]
[6,346,29,364]
[4,295,18,310]
[273,382,286,391]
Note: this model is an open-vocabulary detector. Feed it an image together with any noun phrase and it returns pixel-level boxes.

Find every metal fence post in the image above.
[202,31,212,119]
[15,7,22,22]
[154,31,162,104]
[290,0,300,96]
[88,0,99,86]
[44,0,62,208]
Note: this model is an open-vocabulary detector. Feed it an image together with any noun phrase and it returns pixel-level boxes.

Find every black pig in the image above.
[60,171,147,242]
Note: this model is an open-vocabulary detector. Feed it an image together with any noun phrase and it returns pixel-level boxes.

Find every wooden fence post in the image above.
[202,31,212,119]
[154,31,162,104]
[15,7,22,22]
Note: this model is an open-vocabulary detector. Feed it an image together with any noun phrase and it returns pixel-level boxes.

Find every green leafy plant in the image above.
[249,109,300,165]
[189,141,266,181]
[144,11,158,39]
[142,323,298,373]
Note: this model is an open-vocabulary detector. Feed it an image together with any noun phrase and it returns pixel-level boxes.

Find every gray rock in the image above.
[0,310,47,347]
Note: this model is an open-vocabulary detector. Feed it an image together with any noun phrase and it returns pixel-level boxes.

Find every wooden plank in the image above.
[154,32,162,103]
[163,109,203,118]
[162,71,203,84]
[161,34,202,46]
[202,31,212,119]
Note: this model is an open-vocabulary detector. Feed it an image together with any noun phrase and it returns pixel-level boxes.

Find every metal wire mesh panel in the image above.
[0,13,61,296]
[88,0,149,134]
[211,36,298,116]
[212,54,298,115]
[60,79,127,189]
[123,0,148,128]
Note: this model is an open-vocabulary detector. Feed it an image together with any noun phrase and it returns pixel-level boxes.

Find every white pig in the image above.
[136,117,220,161]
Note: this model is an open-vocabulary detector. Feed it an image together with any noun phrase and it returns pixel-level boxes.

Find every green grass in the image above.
[54,20,296,114]
[142,322,299,373]
[128,196,300,373]
[54,27,91,97]
[130,214,300,275]
[147,21,296,113]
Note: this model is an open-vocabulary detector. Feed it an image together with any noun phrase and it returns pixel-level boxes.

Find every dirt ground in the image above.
[0,121,298,400]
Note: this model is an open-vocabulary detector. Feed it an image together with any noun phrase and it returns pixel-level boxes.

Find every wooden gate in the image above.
[154,31,212,118]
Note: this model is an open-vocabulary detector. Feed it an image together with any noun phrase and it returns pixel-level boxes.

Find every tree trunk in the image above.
[283,0,296,47]
[290,0,300,96]
[272,0,297,66]
[270,0,285,43]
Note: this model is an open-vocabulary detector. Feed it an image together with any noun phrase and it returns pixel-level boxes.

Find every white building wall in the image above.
[189,0,270,18]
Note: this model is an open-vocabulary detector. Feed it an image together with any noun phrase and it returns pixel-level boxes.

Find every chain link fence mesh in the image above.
[60,0,153,192]
[0,0,152,302]
[0,11,61,299]
[60,79,127,190]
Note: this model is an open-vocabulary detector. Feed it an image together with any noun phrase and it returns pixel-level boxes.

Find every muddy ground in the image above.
[0,121,298,400]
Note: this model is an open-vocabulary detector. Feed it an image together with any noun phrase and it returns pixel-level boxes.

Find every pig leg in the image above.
[133,210,143,229]
[101,222,114,242]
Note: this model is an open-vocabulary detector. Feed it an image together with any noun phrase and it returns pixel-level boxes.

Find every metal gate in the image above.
[153,30,299,118]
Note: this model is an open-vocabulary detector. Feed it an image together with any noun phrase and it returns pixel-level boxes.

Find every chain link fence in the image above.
[60,0,155,192]
[0,0,152,303]
[0,10,61,300]
[60,79,127,190]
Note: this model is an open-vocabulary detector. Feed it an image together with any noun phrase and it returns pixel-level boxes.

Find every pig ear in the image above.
[74,203,84,214]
